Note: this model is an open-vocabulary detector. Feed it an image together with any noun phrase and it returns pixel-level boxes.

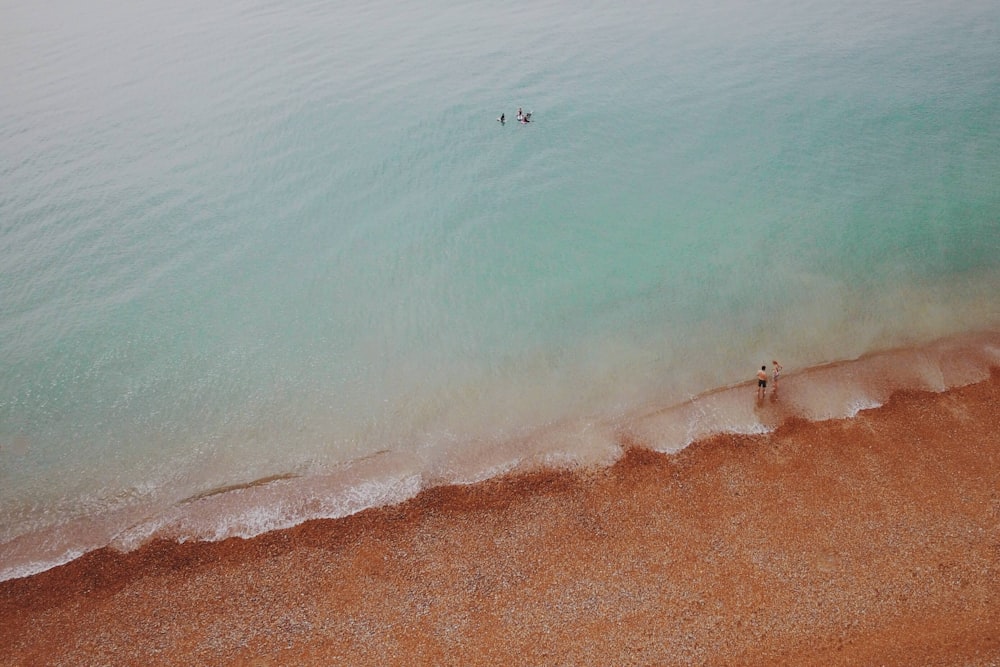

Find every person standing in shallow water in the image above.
[757,365,768,399]
[772,360,782,392]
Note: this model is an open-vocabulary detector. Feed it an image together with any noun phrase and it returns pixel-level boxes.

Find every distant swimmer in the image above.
[517,107,523,121]
[498,113,505,124]
[521,111,532,123]
[757,365,768,399]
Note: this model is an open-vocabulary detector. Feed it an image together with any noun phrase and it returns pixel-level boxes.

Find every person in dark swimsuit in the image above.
[757,365,768,399]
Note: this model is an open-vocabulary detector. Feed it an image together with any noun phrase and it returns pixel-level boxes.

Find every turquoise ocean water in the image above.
[2,0,999,580]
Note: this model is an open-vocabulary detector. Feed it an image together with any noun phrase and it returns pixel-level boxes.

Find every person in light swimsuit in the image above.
[772,360,783,390]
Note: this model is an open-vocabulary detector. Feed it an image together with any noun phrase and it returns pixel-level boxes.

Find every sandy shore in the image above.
[2,370,999,666]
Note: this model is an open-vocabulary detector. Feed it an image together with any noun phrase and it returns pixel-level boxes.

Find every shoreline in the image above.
[4,329,999,585]
[3,368,999,665]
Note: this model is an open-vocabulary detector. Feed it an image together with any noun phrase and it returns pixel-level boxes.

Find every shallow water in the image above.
[2,0,999,580]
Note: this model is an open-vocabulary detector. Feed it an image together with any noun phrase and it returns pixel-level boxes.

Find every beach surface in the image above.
[2,371,999,666]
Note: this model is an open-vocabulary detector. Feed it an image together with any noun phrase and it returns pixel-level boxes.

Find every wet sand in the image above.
[2,370,999,666]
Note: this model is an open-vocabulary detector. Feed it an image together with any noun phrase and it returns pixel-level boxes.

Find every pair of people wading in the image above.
[757,360,782,399]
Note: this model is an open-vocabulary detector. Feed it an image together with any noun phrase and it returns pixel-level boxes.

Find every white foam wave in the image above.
[631,330,1000,452]
[117,471,425,547]
[0,548,87,584]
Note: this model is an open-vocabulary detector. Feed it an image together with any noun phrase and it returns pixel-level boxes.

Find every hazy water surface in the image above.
[2,0,999,579]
